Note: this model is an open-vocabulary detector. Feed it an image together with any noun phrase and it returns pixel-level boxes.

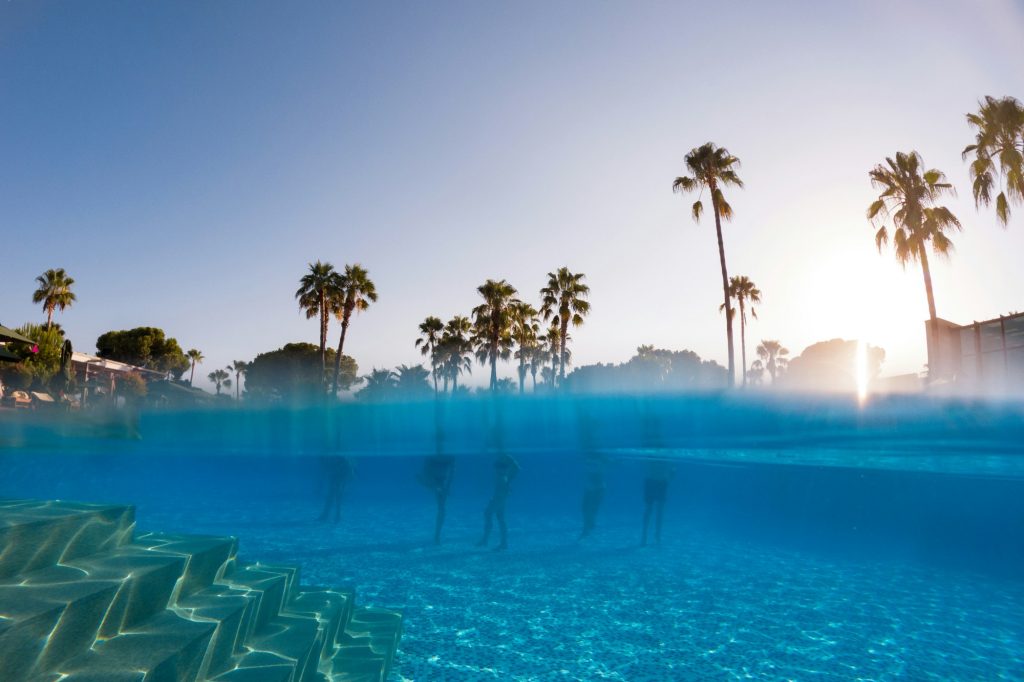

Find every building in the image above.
[927,312,1024,395]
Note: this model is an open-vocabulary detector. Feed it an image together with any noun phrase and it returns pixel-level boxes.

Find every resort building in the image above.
[926,311,1024,395]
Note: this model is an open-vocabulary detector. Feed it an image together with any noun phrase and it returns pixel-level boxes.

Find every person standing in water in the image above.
[477,453,520,551]
[641,458,674,546]
[580,450,610,540]
[318,454,353,523]
[417,454,455,544]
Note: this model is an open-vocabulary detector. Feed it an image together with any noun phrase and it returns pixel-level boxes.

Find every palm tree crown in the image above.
[510,301,541,394]
[230,360,249,400]
[471,279,518,391]
[208,368,231,395]
[721,276,761,386]
[539,267,590,385]
[437,315,473,393]
[868,151,962,324]
[331,264,378,395]
[963,95,1024,226]
[295,261,341,377]
[673,142,744,386]
[32,268,77,330]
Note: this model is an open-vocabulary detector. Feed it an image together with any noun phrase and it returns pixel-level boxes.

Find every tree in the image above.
[208,368,230,395]
[230,360,249,400]
[510,301,540,394]
[295,261,342,379]
[471,279,518,391]
[540,318,562,387]
[96,327,190,379]
[756,340,789,384]
[782,339,885,393]
[437,315,473,393]
[868,151,961,374]
[32,268,76,330]
[721,276,761,387]
[116,372,148,404]
[563,345,727,392]
[186,349,204,387]
[245,342,358,402]
[540,267,590,385]
[529,333,550,392]
[331,264,377,396]
[395,364,433,397]
[356,368,397,402]
[963,95,1024,226]
[747,359,765,386]
[4,323,63,388]
[415,316,444,394]
[673,142,744,386]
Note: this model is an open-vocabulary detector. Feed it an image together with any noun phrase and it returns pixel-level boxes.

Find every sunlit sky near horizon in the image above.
[3,1,1024,392]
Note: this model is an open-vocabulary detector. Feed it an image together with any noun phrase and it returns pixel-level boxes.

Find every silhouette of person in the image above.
[318,455,353,523]
[418,454,455,544]
[477,453,520,551]
[580,451,609,540]
[641,458,674,546]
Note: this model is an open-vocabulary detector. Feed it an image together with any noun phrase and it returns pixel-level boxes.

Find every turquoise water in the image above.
[2,394,1023,680]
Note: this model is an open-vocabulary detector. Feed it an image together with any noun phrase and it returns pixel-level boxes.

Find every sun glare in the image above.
[855,339,869,404]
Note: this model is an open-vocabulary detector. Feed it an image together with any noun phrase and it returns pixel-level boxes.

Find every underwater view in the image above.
[3,395,1022,680]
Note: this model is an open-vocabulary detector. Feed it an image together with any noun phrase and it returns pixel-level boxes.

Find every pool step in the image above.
[0,500,402,682]
[0,499,134,578]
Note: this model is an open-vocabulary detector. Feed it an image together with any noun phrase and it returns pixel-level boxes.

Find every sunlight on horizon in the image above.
[856,339,870,404]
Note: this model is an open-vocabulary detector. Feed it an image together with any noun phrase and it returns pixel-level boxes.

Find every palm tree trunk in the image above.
[319,292,327,376]
[46,306,54,331]
[490,344,498,391]
[432,361,438,395]
[712,195,735,387]
[518,354,525,394]
[235,374,240,401]
[559,316,569,382]
[331,315,350,396]
[739,300,747,387]
[919,244,939,381]
[531,368,537,392]
[189,362,196,386]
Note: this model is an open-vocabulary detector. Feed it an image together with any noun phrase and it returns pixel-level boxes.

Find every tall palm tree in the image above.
[331,264,378,396]
[415,316,444,394]
[963,95,1024,226]
[186,349,204,387]
[529,340,548,392]
[510,301,540,394]
[208,368,230,395]
[230,360,249,400]
[395,364,432,395]
[542,318,562,386]
[720,276,762,387]
[32,268,77,330]
[295,261,342,377]
[673,143,744,386]
[438,315,473,392]
[868,151,962,369]
[756,340,789,384]
[471,279,518,391]
[540,267,590,384]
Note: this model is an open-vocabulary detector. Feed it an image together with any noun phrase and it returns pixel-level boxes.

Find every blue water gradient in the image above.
[1,394,1022,679]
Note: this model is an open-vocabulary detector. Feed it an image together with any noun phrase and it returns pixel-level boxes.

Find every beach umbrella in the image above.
[0,324,33,344]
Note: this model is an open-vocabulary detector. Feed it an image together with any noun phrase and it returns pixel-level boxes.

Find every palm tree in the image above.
[186,349,204,387]
[415,316,444,394]
[748,359,765,386]
[529,337,549,392]
[438,315,473,392]
[963,95,1024,226]
[230,360,249,400]
[673,143,744,386]
[295,261,342,377]
[395,364,432,395]
[756,340,789,384]
[471,279,518,391]
[510,301,541,394]
[868,151,962,371]
[540,267,590,385]
[331,264,378,396]
[208,368,230,395]
[32,268,77,330]
[541,318,562,386]
[358,368,397,401]
[720,276,762,387]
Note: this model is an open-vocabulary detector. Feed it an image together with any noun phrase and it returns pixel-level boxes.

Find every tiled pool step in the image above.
[0,499,402,682]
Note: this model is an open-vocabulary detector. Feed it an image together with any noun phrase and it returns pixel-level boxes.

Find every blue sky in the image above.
[2,1,1023,391]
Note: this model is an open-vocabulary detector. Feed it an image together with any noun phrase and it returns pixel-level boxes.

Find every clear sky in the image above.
[2,1,1023,392]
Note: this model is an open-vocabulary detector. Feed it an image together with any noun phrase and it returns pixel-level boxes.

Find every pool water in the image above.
[2,395,1023,680]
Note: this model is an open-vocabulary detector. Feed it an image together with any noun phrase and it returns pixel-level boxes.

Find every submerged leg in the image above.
[654,498,664,545]
[641,500,652,546]
[478,499,494,546]
[495,501,507,550]
[434,491,447,544]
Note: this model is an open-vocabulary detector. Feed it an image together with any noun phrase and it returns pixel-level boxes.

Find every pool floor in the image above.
[135,498,1024,681]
